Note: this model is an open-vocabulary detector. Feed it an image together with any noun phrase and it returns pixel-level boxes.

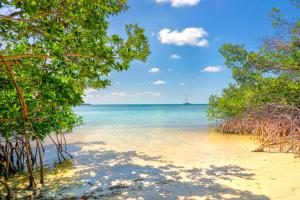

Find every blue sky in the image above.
[84,0,298,104]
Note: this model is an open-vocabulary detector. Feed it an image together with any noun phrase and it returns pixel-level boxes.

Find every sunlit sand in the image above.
[11,127,298,199]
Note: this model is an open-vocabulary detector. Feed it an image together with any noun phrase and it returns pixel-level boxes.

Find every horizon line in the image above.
[82,103,209,105]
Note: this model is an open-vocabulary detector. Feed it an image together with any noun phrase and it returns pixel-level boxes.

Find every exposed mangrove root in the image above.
[1,56,72,189]
[1,56,35,187]
[49,134,73,163]
[0,179,11,199]
[0,133,71,199]
[217,103,300,156]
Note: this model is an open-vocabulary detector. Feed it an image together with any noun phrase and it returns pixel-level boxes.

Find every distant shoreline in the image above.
[81,103,209,106]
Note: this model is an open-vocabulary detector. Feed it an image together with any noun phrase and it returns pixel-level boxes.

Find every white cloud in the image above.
[156,0,200,7]
[84,88,100,100]
[197,39,209,47]
[178,82,185,86]
[149,67,160,73]
[158,27,209,47]
[168,68,174,72]
[85,88,98,95]
[170,54,181,59]
[153,80,166,85]
[110,92,128,97]
[201,65,222,73]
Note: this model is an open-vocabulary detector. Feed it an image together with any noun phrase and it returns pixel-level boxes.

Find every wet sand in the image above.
[7,128,300,199]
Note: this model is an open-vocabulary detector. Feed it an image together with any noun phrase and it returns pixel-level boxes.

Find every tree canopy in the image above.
[0,0,150,189]
[208,4,300,119]
[0,0,150,138]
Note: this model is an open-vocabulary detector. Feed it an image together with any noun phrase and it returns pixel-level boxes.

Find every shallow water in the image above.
[74,104,212,129]
[5,105,300,199]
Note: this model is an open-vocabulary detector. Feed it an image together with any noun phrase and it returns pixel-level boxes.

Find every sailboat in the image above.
[183,94,191,105]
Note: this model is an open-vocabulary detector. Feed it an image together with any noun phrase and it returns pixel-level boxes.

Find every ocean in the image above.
[14,104,300,199]
[73,104,213,130]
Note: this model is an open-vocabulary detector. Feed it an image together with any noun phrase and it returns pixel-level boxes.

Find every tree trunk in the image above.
[1,56,36,187]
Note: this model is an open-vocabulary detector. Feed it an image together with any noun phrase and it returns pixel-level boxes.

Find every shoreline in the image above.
[4,128,300,199]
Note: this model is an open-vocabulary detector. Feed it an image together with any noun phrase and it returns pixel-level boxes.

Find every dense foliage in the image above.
[208,6,300,119]
[0,0,150,189]
[0,0,150,138]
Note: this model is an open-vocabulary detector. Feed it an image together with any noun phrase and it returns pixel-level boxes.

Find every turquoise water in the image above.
[74,104,212,129]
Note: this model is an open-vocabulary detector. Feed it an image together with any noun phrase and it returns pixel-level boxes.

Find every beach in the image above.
[2,1,299,199]
[8,105,300,199]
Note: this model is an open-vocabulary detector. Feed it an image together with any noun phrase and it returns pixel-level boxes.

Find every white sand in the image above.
[60,128,300,199]
[8,128,300,199]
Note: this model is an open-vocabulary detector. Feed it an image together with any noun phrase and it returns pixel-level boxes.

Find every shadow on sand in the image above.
[8,141,269,200]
